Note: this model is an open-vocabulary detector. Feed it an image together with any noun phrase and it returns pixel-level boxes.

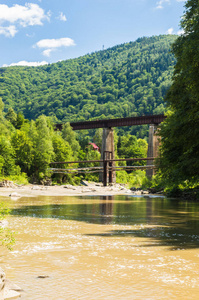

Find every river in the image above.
[1,194,199,299]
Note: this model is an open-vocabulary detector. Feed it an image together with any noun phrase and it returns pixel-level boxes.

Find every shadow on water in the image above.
[10,195,199,250]
[85,227,199,250]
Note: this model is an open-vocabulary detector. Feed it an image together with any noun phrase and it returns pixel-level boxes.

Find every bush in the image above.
[0,202,15,250]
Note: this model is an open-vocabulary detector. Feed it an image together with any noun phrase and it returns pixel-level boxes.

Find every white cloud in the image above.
[36,37,75,48]
[47,10,52,19]
[26,33,35,38]
[156,0,170,9]
[58,12,67,22]
[156,0,185,9]
[166,27,184,35]
[35,37,75,56]
[0,3,49,37]
[0,25,17,37]
[3,60,48,67]
[166,27,174,34]
[42,49,53,57]
[177,29,184,35]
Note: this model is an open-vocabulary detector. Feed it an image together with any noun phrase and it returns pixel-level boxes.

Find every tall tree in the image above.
[62,122,80,157]
[31,115,55,180]
[11,130,34,174]
[5,108,17,127]
[159,0,199,189]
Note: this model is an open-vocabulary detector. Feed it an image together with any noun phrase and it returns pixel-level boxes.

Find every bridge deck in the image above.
[55,114,166,131]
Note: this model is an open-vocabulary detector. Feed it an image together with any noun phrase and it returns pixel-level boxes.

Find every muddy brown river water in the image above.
[1,195,199,299]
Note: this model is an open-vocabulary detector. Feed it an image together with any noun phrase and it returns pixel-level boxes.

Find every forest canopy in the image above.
[0,35,176,137]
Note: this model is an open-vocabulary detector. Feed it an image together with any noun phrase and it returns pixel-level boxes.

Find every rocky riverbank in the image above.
[0,180,155,198]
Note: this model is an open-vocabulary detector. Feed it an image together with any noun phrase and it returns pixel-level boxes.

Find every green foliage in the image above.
[93,128,103,148]
[32,115,54,178]
[0,202,15,250]
[62,122,80,158]
[16,112,25,129]
[11,130,34,173]
[116,170,147,188]
[78,145,101,182]
[0,35,176,137]
[159,1,199,192]
[116,134,149,187]
[5,107,17,127]
[0,135,16,175]
[0,202,10,220]
[117,134,148,166]
[4,174,29,185]
[51,133,74,183]
[0,97,4,112]
[0,104,80,183]
[0,155,4,173]
[0,32,178,179]
[0,79,151,186]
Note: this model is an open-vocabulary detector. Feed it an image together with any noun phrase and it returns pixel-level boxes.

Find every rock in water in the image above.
[0,268,21,300]
[0,268,5,300]
[9,193,21,199]
[4,289,20,300]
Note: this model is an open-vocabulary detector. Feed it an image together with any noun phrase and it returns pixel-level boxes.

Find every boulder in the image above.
[0,181,15,188]
[9,193,21,198]
[4,289,20,300]
[4,279,22,292]
[0,269,20,300]
[0,268,5,300]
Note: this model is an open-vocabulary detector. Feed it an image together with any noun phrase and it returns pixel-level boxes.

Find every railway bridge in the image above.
[55,114,166,182]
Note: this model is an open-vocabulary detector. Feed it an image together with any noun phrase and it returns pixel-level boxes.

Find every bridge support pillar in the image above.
[146,124,160,179]
[100,127,116,184]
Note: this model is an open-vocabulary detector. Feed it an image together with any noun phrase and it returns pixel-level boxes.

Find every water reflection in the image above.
[10,195,199,249]
[99,196,114,224]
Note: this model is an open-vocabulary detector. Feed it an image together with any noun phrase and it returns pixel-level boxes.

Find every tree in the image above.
[16,112,25,129]
[0,135,16,176]
[117,134,147,166]
[93,128,103,149]
[31,115,54,181]
[0,98,4,112]
[82,144,101,181]
[5,108,17,127]
[11,130,34,174]
[159,0,199,189]
[62,122,80,157]
[52,133,74,183]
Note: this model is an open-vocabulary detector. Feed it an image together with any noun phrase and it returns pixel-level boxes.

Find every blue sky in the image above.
[0,0,185,67]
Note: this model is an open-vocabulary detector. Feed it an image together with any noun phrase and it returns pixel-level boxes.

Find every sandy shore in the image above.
[0,182,138,198]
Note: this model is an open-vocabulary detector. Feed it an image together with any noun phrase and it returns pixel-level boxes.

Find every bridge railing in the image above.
[50,156,155,186]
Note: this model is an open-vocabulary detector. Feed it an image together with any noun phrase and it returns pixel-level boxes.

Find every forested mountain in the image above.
[0,35,176,131]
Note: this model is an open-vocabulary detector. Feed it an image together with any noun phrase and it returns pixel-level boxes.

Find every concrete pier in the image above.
[146,124,160,179]
[100,127,116,184]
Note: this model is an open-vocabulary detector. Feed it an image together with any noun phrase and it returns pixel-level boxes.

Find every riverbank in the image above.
[0,181,147,198]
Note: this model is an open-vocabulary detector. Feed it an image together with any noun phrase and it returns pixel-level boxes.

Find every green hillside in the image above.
[0,35,176,130]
